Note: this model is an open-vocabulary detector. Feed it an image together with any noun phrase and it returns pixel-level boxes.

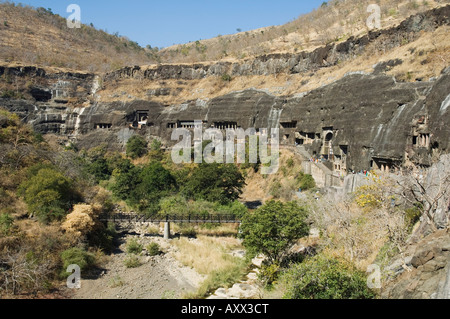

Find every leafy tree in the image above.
[110,158,142,201]
[183,163,245,205]
[159,195,188,216]
[239,200,309,263]
[19,167,80,223]
[129,161,177,214]
[82,146,112,182]
[149,139,164,161]
[281,254,376,299]
[87,156,110,182]
[126,135,148,159]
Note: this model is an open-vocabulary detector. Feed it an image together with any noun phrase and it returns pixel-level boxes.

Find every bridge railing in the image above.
[100,212,241,224]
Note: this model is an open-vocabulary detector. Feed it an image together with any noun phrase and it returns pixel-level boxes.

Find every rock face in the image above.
[3,70,449,173]
[382,229,450,299]
[0,5,449,173]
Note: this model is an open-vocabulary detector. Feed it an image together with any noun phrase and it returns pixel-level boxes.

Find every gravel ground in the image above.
[71,226,205,299]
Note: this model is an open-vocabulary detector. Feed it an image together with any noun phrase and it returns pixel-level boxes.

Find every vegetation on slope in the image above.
[159,0,446,63]
[0,108,115,297]
[0,2,158,72]
[0,0,446,73]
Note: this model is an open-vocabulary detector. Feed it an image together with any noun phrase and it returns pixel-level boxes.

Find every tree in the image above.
[18,167,79,223]
[129,161,177,214]
[110,158,142,201]
[395,154,450,233]
[183,163,245,205]
[126,135,148,159]
[83,146,111,182]
[149,139,164,161]
[239,200,309,263]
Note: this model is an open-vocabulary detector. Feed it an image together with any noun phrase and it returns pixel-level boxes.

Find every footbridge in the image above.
[100,212,241,240]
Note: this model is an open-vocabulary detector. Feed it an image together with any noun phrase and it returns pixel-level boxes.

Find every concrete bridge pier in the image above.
[164,222,171,240]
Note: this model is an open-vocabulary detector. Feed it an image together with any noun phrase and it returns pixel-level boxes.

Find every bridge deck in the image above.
[101,213,241,224]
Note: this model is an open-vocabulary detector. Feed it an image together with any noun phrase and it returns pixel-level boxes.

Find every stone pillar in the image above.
[164,222,171,240]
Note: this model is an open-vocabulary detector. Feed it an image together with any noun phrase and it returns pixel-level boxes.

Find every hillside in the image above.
[0,2,158,73]
[159,0,449,63]
[0,0,449,301]
[0,0,448,73]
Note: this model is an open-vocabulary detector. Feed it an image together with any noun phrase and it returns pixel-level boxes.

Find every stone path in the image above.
[207,255,265,299]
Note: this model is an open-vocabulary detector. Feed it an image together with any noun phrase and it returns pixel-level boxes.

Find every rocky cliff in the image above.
[0,5,449,173]
[382,229,450,299]
[104,5,450,81]
[2,67,449,173]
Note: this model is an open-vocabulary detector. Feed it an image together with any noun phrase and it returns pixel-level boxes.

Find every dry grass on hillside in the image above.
[159,0,448,63]
[1,0,446,73]
[240,148,305,204]
[99,23,449,105]
[0,3,157,73]
[304,173,410,272]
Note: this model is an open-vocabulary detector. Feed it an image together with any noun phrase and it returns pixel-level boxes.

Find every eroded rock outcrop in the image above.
[382,229,450,299]
[104,5,450,82]
[1,68,449,173]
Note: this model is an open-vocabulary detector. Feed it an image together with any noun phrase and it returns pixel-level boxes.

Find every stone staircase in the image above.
[293,145,337,189]
[207,254,264,299]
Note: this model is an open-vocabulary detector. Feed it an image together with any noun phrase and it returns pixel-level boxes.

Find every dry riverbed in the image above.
[70,227,205,299]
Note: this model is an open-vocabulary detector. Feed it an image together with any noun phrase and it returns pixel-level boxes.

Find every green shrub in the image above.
[221,73,232,82]
[146,242,161,256]
[286,158,295,168]
[0,213,14,236]
[281,254,376,299]
[296,172,316,191]
[60,248,96,278]
[126,135,148,159]
[126,238,143,254]
[87,221,117,253]
[159,195,188,216]
[405,204,422,231]
[124,254,142,268]
[269,181,283,198]
[259,262,281,285]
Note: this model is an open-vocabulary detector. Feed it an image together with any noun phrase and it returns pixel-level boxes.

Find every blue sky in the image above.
[10,1,326,48]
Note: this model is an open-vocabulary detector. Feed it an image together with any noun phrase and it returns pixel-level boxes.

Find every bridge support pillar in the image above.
[164,222,171,240]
